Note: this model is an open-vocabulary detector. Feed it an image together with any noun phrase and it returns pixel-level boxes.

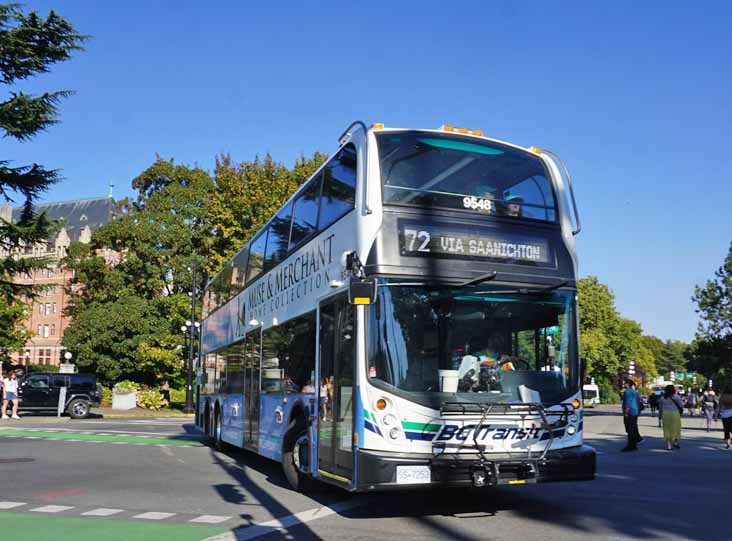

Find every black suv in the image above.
[17,373,101,419]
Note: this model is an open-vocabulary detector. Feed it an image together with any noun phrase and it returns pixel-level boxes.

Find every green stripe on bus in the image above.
[401,421,441,432]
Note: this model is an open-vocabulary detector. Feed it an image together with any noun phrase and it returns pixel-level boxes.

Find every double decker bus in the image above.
[197,122,595,491]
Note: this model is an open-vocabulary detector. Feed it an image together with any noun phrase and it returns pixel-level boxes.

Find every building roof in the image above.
[12,197,116,242]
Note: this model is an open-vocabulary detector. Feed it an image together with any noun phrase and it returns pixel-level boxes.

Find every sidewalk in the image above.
[96,407,194,419]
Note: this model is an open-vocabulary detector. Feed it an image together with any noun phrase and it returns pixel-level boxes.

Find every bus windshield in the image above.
[366,283,578,409]
[375,131,557,222]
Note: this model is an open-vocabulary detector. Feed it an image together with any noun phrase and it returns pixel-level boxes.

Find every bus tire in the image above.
[212,407,223,451]
[282,418,316,492]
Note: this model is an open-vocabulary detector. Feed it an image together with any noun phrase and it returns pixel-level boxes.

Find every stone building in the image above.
[0,197,116,367]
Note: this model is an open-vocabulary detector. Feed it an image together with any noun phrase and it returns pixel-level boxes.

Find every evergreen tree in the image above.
[0,3,86,298]
[0,4,85,360]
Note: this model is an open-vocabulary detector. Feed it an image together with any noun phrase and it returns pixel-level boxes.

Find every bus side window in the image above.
[260,311,316,394]
[289,174,323,250]
[319,144,356,230]
[246,231,268,285]
[264,204,292,272]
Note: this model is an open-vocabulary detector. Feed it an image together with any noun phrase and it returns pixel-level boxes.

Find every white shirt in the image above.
[3,378,18,394]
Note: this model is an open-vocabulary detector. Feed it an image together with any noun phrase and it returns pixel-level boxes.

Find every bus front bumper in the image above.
[355,445,596,491]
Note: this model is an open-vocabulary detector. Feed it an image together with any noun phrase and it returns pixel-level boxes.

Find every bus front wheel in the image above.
[282,419,316,492]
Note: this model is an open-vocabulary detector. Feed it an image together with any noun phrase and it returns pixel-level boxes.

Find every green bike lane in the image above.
[0,513,228,541]
[0,427,206,446]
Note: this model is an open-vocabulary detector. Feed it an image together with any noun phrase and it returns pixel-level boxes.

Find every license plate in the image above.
[396,465,431,485]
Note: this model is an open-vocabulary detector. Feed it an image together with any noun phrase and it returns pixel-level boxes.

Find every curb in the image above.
[102,413,194,419]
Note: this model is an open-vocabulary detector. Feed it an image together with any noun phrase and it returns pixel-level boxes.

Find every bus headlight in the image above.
[382,414,397,426]
[569,413,578,423]
[389,428,401,440]
[566,425,577,436]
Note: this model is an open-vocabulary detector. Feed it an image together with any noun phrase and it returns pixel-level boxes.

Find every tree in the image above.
[690,243,732,387]
[207,152,327,274]
[577,276,622,379]
[0,4,85,300]
[655,339,688,375]
[64,151,327,385]
[577,276,657,384]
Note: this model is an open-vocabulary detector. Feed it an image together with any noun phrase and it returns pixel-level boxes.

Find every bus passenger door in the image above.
[244,327,261,450]
[318,294,355,484]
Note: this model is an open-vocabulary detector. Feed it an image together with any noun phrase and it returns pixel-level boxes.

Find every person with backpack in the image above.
[701,390,717,433]
[715,386,732,449]
[659,384,684,450]
[621,379,642,452]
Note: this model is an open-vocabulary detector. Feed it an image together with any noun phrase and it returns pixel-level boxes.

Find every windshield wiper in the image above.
[458,271,497,288]
[473,280,570,296]
[529,280,569,294]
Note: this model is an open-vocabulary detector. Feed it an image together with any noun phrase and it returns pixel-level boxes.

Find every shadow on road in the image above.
[199,422,727,541]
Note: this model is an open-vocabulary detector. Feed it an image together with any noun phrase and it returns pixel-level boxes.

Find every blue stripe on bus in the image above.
[540,429,565,441]
[364,419,382,436]
[404,431,436,441]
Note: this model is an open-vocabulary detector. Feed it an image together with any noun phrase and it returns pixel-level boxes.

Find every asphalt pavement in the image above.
[0,406,730,540]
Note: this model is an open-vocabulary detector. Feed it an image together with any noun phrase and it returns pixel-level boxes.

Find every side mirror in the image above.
[348,277,376,305]
[580,357,588,382]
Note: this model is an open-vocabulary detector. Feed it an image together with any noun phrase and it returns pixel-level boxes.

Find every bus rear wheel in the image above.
[211,408,223,451]
[282,419,316,492]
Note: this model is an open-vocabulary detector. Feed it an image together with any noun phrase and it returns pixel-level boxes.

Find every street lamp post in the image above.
[181,264,200,414]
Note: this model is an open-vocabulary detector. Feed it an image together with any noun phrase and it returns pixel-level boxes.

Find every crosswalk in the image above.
[0,500,232,524]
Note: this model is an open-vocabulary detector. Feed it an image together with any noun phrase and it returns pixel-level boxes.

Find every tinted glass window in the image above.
[261,311,316,394]
[230,249,249,297]
[51,375,68,388]
[224,343,244,394]
[376,132,557,222]
[71,375,95,390]
[289,176,322,249]
[264,204,293,272]
[319,145,357,230]
[246,231,268,284]
[25,375,49,388]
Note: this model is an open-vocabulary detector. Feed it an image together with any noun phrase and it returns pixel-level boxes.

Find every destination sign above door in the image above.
[398,221,552,265]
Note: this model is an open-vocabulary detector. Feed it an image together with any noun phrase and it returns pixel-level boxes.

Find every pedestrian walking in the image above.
[701,390,718,432]
[715,386,732,449]
[659,384,684,450]
[649,392,658,417]
[621,379,642,452]
[1,370,20,420]
[686,390,697,417]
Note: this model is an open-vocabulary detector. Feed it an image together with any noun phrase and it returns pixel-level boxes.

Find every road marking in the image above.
[0,501,26,509]
[0,428,205,446]
[201,499,366,541]
[31,505,74,513]
[190,515,231,524]
[597,473,633,480]
[134,511,177,520]
[82,508,124,516]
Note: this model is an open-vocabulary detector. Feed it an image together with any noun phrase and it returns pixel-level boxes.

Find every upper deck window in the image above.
[246,231,267,284]
[264,204,293,272]
[376,131,557,222]
[289,174,322,250]
[319,145,357,230]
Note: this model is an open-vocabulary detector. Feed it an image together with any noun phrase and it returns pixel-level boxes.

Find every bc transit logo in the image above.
[435,424,543,442]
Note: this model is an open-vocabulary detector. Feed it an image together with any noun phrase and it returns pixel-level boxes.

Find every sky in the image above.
[6,1,732,342]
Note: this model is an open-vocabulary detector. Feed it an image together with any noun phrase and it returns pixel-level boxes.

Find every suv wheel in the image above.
[67,399,90,419]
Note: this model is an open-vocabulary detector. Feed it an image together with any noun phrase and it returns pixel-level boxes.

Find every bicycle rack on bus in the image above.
[431,401,573,486]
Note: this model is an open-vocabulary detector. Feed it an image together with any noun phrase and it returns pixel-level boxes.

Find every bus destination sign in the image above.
[399,221,551,264]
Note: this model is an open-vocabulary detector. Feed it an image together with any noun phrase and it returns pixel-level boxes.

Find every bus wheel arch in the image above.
[282,405,315,492]
[203,401,211,435]
[212,401,223,450]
